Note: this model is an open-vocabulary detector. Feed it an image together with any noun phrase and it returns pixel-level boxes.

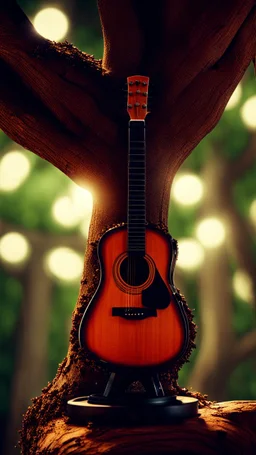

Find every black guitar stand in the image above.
[67,370,198,424]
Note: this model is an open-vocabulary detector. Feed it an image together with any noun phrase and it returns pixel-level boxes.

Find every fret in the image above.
[128,210,145,213]
[129,196,145,198]
[128,209,145,212]
[128,225,145,228]
[128,249,145,251]
[128,201,145,204]
[128,235,145,238]
[128,241,144,244]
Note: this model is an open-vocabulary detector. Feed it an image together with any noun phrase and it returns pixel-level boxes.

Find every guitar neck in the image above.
[127,120,146,255]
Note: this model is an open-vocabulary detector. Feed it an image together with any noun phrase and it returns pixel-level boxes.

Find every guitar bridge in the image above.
[112,307,157,320]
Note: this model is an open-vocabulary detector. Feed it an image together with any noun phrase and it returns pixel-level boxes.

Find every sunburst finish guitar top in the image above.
[79,75,189,369]
[79,225,188,367]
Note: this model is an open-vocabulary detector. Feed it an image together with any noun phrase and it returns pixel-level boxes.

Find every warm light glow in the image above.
[233,270,253,304]
[80,218,91,238]
[45,247,83,282]
[249,200,256,226]
[52,184,93,229]
[172,173,203,206]
[176,238,205,271]
[33,8,69,41]
[69,183,93,215]
[196,217,226,248]
[240,95,256,130]
[52,196,81,227]
[0,232,30,264]
[225,84,242,111]
[0,151,31,191]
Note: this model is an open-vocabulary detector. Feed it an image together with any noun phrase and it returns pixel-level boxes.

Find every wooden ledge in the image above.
[38,400,256,454]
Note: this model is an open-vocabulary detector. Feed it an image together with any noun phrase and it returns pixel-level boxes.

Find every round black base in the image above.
[67,394,198,424]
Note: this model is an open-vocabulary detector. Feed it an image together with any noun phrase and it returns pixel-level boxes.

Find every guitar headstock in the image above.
[127,75,149,120]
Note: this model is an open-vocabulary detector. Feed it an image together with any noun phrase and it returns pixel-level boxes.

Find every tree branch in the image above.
[0,0,255,195]
[98,0,143,75]
[0,1,119,184]
[148,4,256,161]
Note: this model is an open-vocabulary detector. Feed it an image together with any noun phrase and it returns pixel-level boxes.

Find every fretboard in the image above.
[127,120,146,254]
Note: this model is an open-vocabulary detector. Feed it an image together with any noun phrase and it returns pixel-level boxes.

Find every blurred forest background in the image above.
[0,1,255,454]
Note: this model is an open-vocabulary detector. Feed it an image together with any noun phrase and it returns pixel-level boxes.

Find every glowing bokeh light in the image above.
[0,232,30,264]
[240,95,256,130]
[70,183,93,216]
[52,184,93,229]
[44,247,83,282]
[225,84,242,111]
[33,8,69,41]
[249,200,256,226]
[172,173,203,206]
[196,217,226,249]
[52,196,81,227]
[0,151,31,191]
[176,238,205,271]
[233,270,253,304]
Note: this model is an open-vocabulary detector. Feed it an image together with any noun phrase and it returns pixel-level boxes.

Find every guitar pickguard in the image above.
[142,266,171,310]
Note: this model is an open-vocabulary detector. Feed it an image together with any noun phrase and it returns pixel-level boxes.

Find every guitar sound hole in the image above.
[119,255,149,286]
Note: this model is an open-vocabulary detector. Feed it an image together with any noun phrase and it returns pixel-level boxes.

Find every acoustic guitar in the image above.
[79,75,189,369]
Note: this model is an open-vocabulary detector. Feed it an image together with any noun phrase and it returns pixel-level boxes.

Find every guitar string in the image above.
[127,85,147,312]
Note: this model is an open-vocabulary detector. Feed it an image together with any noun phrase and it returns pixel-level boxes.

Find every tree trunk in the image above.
[4,247,52,455]
[188,155,234,400]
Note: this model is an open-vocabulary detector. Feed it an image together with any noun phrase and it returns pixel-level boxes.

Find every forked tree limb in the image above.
[0,0,255,199]
[0,1,118,189]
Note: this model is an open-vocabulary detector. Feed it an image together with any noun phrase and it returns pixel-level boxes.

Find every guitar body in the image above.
[79,225,189,368]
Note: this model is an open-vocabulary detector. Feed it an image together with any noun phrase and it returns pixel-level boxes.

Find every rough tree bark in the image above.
[0,1,255,454]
